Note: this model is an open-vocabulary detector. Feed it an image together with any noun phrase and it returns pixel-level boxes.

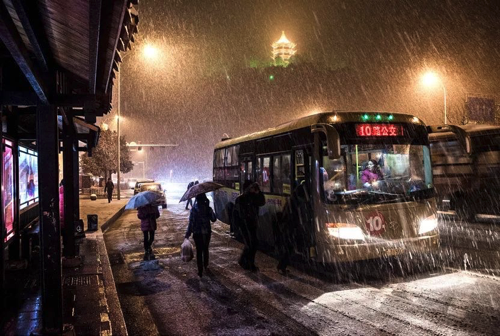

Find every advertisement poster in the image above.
[19,146,39,209]
[3,140,14,241]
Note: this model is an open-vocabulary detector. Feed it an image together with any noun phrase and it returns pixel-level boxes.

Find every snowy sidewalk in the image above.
[65,193,131,335]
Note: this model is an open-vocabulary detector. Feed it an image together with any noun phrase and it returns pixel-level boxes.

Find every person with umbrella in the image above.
[126,191,162,260]
[184,193,216,277]
[138,203,160,260]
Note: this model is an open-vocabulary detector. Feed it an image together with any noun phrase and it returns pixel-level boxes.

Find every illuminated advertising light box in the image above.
[3,139,15,242]
[19,146,39,210]
[355,124,404,137]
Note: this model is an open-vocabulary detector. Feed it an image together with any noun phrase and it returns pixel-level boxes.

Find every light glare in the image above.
[419,214,438,234]
[143,44,159,60]
[422,71,440,87]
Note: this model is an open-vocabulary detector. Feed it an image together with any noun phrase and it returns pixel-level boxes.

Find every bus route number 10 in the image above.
[365,211,386,236]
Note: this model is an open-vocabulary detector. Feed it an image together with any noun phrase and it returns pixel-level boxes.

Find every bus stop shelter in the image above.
[0,0,138,333]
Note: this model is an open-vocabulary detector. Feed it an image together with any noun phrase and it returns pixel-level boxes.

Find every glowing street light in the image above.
[421,71,447,124]
[143,44,159,61]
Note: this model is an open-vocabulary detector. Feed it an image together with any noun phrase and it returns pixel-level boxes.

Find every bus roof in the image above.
[215,111,422,149]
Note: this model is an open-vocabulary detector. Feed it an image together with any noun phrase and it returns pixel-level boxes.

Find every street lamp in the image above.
[421,71,447,124]
[143,43,159,60]
[116,43,161,200]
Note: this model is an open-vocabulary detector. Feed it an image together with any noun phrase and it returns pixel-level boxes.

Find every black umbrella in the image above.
[179,181,224,202]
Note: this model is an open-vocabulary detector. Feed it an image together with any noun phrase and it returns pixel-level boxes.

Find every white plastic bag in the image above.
[181,238,194,262]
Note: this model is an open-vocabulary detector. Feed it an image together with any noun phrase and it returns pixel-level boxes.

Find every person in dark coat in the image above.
[276,180,312,274]
[232,180,266,271]
[185,193,216,277]
[137,204,160,260]
[104,178,114,203]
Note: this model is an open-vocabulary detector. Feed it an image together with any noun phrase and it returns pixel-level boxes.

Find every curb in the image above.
[101,205,126,233]
[96,205,128,336]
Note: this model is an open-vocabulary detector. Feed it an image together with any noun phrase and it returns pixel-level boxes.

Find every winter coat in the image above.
[361,169,381,184]
[232,190,266,233]
[59,185,64,225]
[137,204,160,231]
[185,201,216,238]
[104,181,114,194]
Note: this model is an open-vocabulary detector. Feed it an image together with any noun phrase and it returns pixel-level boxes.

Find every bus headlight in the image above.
[327,223,365,241]
[418,214,438,235]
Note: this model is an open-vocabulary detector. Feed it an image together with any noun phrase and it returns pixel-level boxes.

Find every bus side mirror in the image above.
[427,125,471,154]
[311,123,341,159]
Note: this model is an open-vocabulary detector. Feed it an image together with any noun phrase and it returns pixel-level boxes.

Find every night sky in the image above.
[112,0,500,182]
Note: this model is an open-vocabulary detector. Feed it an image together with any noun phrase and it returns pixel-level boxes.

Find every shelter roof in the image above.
[0,0,139,109]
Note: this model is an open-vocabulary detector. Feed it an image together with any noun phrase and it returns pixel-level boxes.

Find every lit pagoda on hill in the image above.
[272,31,297,65]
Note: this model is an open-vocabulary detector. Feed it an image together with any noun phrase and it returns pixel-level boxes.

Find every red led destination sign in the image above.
[355,124,403,137]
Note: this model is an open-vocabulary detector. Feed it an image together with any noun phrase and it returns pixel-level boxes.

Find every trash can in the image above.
[87,214,98,231]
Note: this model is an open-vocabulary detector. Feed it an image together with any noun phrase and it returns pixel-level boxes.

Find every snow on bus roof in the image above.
[214,111,419,149]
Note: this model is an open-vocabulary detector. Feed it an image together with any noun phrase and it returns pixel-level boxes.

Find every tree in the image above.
[80,129,133,180]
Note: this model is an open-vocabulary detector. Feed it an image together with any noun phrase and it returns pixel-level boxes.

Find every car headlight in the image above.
[418,214,438,235]
[326,223,365,241]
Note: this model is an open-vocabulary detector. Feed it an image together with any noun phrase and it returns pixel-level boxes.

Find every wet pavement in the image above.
[104,193,500,335]
[1,193,131,336]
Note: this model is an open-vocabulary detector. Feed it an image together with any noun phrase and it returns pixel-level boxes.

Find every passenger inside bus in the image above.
[321,144,433,203]
[361,160,384,188]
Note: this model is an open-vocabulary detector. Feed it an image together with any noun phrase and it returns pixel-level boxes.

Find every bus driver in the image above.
[362,160,383,188]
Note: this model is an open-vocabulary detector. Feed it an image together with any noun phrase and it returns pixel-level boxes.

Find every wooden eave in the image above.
[0,0,139,109]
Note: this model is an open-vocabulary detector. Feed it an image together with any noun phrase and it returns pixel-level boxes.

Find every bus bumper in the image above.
[318,234,440,263]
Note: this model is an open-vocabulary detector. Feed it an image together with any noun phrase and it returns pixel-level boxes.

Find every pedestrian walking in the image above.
[104,177,114,203]
[185,193,217,277]
[232,180,265,271]
[137,203,160,260]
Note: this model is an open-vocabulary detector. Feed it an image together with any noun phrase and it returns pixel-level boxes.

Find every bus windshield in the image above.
[322,144,433,204]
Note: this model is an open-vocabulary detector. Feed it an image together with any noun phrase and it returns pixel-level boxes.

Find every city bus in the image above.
[429,124,500,221]
[213,112,439,263]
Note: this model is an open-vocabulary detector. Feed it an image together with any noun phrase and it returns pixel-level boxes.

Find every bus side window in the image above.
[273,156,282,194]
[282,154,291,194]
[260,157,271,193]
[295,150,305,183]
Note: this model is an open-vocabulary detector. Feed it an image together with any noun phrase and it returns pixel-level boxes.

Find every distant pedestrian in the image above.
[104,178,114,203]
[138,203,160,260]
[185,180,195,209]
[185,179,199,210]
[232,180,265,271]
[185,193,216,277]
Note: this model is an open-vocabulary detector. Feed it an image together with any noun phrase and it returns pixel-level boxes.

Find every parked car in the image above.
[140,182,167,208]
[133,179,155,195]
